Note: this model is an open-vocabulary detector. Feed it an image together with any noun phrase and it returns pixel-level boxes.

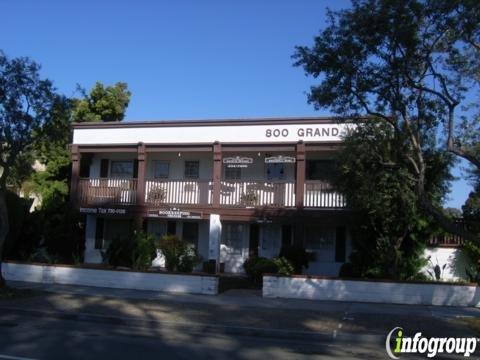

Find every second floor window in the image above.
[153,161,169,179]
[110,161,134,179]
[225,166,241,180]
[184,160,199,179]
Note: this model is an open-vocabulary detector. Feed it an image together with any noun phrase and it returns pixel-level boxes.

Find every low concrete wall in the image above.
[263,275,480,307]
[1,262,218,295]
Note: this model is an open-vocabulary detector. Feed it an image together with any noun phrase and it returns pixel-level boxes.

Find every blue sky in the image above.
[0,0,473,208]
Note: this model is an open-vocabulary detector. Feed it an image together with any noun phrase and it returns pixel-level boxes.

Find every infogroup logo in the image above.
[385,327,478,358]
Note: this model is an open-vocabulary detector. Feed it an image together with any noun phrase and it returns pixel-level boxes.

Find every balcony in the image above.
[78,178,137,206]
[145,179,212,206]
[77,178,346,209]
[304,181,346,208]
[220,181,295,208]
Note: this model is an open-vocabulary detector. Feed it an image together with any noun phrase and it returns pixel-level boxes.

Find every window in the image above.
[225,166,241,180]
[266,163,285,180]
[153,161,169,179]
[222,223,244,254]
[305,225,335,250]
[110,161,134,179]
[306,160,336,181]
[184,160,200,179]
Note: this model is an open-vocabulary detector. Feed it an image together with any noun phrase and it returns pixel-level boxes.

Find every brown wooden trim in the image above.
[136,143,146,208]
[72,116,365,129]
[79,146,137,153]
[146,146,213,153]
[222,145,296,152]
[295,142,306,208]
[70,145,80,206]
[212,143,222,207]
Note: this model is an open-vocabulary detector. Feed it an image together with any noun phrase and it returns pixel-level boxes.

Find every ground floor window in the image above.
[222,223,244,255]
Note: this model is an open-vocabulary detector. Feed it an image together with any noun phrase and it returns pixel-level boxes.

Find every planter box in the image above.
[263,275,480,307]
[1,261,218,295]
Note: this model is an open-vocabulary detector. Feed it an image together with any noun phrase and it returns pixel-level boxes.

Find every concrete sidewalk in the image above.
[7,280,480,318]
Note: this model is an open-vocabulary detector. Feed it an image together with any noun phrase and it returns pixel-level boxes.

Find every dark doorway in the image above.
[281,224,293,248]
[182,222,199,250]
[167,221,176,235]
[249,224,259,257]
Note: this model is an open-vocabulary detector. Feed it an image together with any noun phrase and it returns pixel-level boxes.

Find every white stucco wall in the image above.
[2,262,218,295]
[422,247,472,282]
[263,275,480,307]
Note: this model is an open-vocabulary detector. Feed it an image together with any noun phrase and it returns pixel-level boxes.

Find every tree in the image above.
[293,0,480,242]
[335,121,452,279]
[0,52,59,286]
[72,81,131,122]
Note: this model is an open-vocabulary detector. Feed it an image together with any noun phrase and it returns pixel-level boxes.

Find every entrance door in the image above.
[182,222,199,251]
[221,223,247,273]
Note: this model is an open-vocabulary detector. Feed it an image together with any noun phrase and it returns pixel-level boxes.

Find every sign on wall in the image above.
[223,156,254,168]
[264,155,296,163]
[147,208,202,219]
[73,123,354,145]
[80,207,127,215]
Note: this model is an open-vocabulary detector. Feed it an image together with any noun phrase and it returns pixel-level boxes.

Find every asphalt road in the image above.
[0,282,478,359]
[0,310,394,360]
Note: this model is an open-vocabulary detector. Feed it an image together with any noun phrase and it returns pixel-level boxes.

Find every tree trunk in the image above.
[0,189,8,287]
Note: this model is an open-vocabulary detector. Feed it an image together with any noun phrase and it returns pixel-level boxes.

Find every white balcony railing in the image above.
[304,181,346,208]
[79,178,137,206]
[145,179,213,205]
[220,181,295,207]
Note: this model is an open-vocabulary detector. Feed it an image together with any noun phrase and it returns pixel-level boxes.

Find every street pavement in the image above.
[0,281,478,359]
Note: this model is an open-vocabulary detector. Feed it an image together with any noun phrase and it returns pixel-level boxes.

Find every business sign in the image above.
[80,207,127,215]
[223,156,253,168]
[264,155,296,163]
[147,208,202,219]
[74,123,354,145]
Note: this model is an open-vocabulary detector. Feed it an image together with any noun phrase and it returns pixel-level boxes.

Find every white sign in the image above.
[148,208,202,219]
[80,207,127,215]
[264,155,296,163]
[73,123,353,145]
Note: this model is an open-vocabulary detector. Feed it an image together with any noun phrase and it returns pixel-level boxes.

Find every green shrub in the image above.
[243,257,280,284]
[339,262,354,277]
[278,244,310,274]
[104,230,157,270]
[131,231,157,270]
[243,256,266,279]
[103,235,134,268]
[157,235,200,273]
[272,257,294,275]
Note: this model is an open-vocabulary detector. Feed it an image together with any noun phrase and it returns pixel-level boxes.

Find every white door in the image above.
[220,223,248,273]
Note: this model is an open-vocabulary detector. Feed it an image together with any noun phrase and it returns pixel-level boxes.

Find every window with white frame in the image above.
[221,223,244,255]
[184,160,200,179]
[153,161,169,179]
[110,161,134,178]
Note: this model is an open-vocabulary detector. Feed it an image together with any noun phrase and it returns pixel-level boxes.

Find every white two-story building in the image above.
[70,117,354,275]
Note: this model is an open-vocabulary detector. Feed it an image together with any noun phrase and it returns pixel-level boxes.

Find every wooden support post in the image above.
[295,141,306,208]
[70,144,80,207]
[212,142,222,208]
[135,143,146,229]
